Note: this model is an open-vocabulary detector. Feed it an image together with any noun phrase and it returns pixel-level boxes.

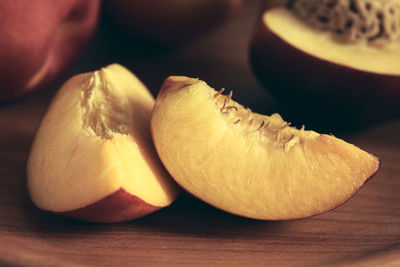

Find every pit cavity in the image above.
[288,0,400,44]
[80,69,133,139]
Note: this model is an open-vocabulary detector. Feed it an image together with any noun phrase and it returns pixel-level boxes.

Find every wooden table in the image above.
[1,1,399,266]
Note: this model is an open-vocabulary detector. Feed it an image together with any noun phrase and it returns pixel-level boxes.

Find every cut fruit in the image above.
[151,76,380,220]
[27,64,179,222]
[250,6,400,127]
[288,0,400,44]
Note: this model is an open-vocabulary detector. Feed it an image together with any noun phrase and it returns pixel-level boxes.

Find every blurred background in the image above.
[1,0,281,127]
[78,0,280,118]
[3,0,398,131]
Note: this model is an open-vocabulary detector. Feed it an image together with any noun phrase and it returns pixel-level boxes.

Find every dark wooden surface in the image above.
[1,1,399,266]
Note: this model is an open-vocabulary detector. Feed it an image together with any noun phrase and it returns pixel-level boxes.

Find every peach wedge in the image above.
[151,76,380,220]
[27,64,179,222]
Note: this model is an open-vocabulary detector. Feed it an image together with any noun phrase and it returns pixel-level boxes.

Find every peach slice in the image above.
[250,4,400,127]
[27,64,179,222]
[151,76,380,220]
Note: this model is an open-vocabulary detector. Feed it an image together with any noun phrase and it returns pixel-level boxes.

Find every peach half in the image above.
[27,64,179,222]
[151,76,380,220]
[250,2,400,127]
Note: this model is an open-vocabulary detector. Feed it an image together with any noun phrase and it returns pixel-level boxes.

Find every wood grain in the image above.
[1,1,399,266]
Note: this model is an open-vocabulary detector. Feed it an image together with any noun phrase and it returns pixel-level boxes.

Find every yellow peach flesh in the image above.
[151,77,380,220]
[265,7,400,75]
[27,64,178,213]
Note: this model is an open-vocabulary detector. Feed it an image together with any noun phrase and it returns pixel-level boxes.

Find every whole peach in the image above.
[0,0,100,100]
